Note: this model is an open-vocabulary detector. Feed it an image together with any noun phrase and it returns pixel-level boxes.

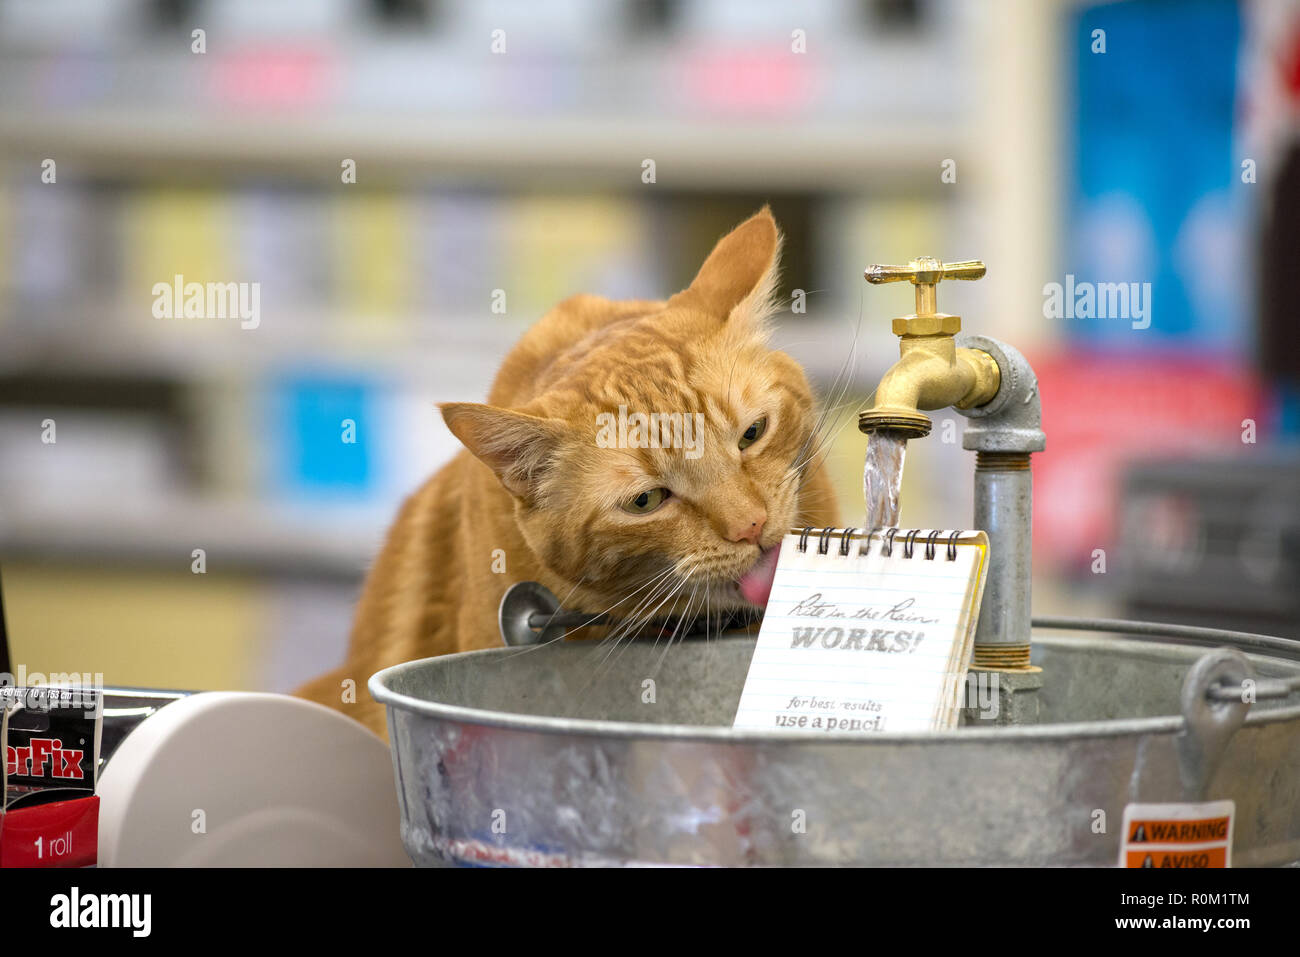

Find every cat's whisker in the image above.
[790,406,857,492]
[609,560,698,654]
[789,351,859,469]
[574,562,697,701]
[570,590,679,703]
[791,292,868,487]
[703,584,711,646]
[583,560,689,664]
[651,572,699,655]
[789,484,836,506]
[609,558,699,650]
[651,580,703,675]
[794,323,858,445]
[578,564,680,641]
[793,413,860,496]
[783,399,849,490]
[784,388,860,495]
[725,350,744,410]
[554,573,590,611]
[783,314,862,486]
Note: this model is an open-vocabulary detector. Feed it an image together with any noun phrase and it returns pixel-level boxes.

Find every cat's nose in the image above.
[727,510,767,545]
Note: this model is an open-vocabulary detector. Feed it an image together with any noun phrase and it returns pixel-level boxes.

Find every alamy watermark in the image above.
[596,405,704,460]
[0,669,104,718]
[152,274,260,329]
[1043,275,1151,330]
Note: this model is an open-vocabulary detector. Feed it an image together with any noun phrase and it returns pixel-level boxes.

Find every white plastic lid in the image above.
[97,691,410,867]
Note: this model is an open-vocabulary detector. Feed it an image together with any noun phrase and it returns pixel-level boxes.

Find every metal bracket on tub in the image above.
[497,580,760,647]
[498,581,616,647]
[500,581,563,647]
[1176,647,1256,801]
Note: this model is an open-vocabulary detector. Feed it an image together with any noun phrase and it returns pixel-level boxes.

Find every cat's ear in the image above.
[671,205,782,324]
[440,402,565,500]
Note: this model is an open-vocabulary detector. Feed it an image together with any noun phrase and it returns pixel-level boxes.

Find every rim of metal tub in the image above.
[368,616,1300,745]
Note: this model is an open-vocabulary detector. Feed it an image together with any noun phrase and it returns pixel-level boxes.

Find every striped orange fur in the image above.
[295,208,839,738]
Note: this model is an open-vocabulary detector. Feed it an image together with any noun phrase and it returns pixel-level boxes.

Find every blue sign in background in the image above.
[1068,0,1246,352]
[268,374,374,500]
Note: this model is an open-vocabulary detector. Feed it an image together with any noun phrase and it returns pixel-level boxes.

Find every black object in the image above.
[1116,454,1300,640]
[0,567,10,679]
[1259,140,1300,381]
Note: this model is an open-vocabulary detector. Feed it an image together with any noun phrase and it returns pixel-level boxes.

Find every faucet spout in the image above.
[861,335,1001,438]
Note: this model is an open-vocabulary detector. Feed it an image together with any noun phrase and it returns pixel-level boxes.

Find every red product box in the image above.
[0,795,99,868]
[1,687,102,867]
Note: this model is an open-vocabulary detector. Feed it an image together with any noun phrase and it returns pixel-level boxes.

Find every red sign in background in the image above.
[1030,350,1275,572]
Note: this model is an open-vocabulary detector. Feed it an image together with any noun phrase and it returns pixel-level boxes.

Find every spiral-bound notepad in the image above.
[733,527,990,734]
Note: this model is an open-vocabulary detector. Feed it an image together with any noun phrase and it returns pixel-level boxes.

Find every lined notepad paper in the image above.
[733,528,989,734]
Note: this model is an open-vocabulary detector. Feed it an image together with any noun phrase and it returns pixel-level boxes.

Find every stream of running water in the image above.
[862,430,908,531]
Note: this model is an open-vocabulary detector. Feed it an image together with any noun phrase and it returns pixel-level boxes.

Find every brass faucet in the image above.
[858,257,1002,438]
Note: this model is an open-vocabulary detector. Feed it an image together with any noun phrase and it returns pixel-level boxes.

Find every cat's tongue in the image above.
[738,544,781,607]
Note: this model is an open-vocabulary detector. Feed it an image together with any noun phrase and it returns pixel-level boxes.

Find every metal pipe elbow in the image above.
[956,334,1046,454]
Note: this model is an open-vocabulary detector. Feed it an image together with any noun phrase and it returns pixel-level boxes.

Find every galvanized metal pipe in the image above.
[971,451,1034,666]
[957,335,1046,667]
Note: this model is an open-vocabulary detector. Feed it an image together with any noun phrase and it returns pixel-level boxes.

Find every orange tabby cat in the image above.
[296,207,838,737]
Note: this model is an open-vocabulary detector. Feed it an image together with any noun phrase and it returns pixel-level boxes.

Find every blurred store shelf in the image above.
[0,307,885,388]
[0,491,386,577]
[0,308,509,384]
[0,113,966,189]
[0,0,1052,695]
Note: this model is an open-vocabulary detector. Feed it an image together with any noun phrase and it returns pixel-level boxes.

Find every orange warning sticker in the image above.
[1124,846,1229,868]
[1119,800,1234,868]
[1127,816,1230,845]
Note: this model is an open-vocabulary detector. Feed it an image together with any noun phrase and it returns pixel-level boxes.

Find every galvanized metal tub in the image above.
[370,620,1300,866]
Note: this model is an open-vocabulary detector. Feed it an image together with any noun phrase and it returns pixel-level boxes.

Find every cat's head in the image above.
[441,208,832,620]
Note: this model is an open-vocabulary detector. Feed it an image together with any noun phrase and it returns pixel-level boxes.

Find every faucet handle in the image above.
[864,257,986,286]
[929,259,986,281]
[864,256,986,332]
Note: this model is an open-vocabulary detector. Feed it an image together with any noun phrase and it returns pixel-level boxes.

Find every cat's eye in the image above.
[738,416,768,450]
[622,487,671,515]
